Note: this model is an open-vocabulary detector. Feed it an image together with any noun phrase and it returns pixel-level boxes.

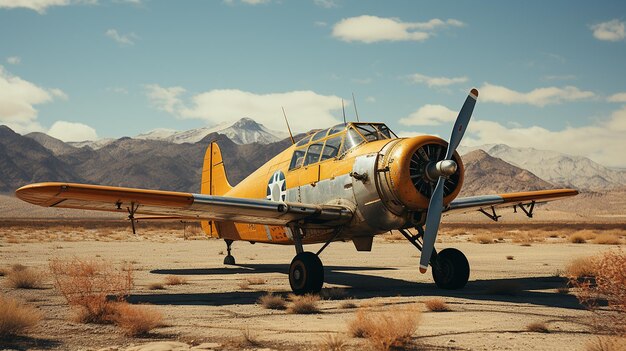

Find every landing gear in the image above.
[432,248,470,289]
[223,239,236,265]
[289,252,324,295]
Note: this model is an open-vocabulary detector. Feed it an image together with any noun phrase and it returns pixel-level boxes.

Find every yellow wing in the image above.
[16,182,352,226]
[445,189,579,216]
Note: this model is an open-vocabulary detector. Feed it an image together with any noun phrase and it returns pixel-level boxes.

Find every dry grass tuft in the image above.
[320,287,349,300]
[49,257,133,324]
[237,281,250,290]
[287,294,321,314]
[570,233,588,244]
[147,282,165,290]
[109,302,163,336]
[246,277,266,285]
[164,275,187,285]
[585,336,626,351]
[485,281,522,296]
[526,321,550,333]
[593,234,622,245]
[565,256,597,279]
[340,299,358,309]
[347,306,420,351]
[506,255,515,260]
[4,266,45,289]
[473,234,494,244]
[258,293,286,310]
[240,327,263,348]
[423,298,451,312]
[319,333,348,351]
[0,294,42,337]
[557,286,570,294]
[568,249,626,335]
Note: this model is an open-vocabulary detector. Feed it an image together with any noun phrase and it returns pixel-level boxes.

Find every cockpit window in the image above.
[355,124,381,142]
[289,147,306,170]
[295,134,312,146]
[328,123,346,136]
[344,128,365,151]
[375,124,395,139]
[311,128,329,142]
[304,143,323,166]
[320,135,342,161]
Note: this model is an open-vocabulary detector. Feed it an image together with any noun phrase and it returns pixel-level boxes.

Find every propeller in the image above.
[419,88,478,273]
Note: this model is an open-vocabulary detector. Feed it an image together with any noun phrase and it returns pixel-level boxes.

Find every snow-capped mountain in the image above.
[459,144,626,191]
[68,138,115,150]
[135,118,289,145]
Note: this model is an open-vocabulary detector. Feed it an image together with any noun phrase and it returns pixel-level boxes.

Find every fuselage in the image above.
[208,122,464,247]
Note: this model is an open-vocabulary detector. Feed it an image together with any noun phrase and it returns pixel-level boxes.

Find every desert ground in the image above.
[1,208,625,351]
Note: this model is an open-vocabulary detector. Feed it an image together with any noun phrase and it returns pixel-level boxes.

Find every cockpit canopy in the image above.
[289,122,397,171]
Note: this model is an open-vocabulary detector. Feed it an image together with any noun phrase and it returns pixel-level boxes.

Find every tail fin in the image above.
[200,141,232,237]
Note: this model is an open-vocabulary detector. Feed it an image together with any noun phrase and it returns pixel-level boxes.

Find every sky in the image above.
[1,0,625,167]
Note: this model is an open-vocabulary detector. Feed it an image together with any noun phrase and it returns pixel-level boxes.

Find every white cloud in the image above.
[47,121,98,142]
[462,106,626,167]
[365,96,376,103]
[314,21,328,27]
[313,0,336,8]
[6,56,20,65]
[0,65,67,133]
[105,29,138,46]
[479,83,595,107]
[0,0,96,14]
[399,104,457,126]
[590,19,625,42]
[409,73,468,87]
[146,85,344,132]
[607,92,626,103]
[332,15,463,43]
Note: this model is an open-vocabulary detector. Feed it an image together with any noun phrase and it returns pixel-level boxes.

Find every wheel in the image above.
[432,248,470,289]
[289,252,324,295]
[223,255,236,265]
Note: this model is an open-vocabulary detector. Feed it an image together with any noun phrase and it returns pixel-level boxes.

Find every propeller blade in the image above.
[445,88,478,160]
[419,176,445,273]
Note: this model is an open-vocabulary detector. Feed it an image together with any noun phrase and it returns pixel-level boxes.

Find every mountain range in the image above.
[1,118,624,195]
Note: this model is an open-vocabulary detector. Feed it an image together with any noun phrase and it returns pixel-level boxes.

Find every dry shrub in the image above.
[0,294,41,337]
[382,232,405,242]
[319,333,347,351]
[568,249,626,335]
[557,286,570,294]
[164,275,187,285]
[570,233,588,244]
[287,294,320,314]
[320,287,349,300]
[565,256,597,279]
[526,321,550,333]
[49,257,133,324]
[258,293,286,310]
[485,281,522,296]
[506,255,515,260]
[0,268,6,276]
[240,327,263,348]
[423,298,450,312]
[148,283,165,290]
[585,336,626,351]
[4,266,44,289]
[109,302,163,336]
[594,234,622,245]
[473,234,494,244]
[347,306,420,351]
[246,277,266,285]
[340,299,358,309]
[237,281,250,290]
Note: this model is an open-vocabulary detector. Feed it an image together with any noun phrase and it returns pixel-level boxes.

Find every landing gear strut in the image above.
[223,239,236,265]
[287,224,326,295]
[399,228,470,290]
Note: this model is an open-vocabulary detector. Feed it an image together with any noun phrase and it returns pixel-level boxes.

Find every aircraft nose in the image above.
[426,160,457,180]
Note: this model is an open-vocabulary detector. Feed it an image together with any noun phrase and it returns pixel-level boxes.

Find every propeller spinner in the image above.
[419,88,478,273]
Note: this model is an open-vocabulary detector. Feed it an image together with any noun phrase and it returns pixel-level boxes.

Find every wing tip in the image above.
[470,88,479,99]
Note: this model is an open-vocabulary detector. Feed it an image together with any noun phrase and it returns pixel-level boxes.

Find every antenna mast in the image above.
[342,99,347,125]
[282,106,295,144]
[352,92,360,122]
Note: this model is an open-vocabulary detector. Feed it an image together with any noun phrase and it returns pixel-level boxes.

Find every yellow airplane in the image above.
[16,89,578,295]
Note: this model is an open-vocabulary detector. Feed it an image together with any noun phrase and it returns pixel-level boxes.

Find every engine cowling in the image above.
[377,135,464,212]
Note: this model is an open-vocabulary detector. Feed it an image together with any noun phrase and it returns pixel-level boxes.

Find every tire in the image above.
[223,255,236,265]
[432,248,470,289]
[289,252,324,295]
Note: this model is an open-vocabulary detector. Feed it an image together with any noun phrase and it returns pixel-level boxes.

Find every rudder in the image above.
[200,142,233,237]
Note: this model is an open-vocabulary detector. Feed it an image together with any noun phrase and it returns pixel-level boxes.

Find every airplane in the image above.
[16,88,578,295]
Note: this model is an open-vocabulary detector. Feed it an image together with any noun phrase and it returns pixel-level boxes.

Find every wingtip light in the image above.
[470,88,479,99]
[419,266,428,274]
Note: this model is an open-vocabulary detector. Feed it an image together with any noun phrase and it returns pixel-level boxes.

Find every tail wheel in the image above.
[289,252,324,295]
[432,248,470,289]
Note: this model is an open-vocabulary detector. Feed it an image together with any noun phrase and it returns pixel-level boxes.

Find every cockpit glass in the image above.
[304,143,323,166]
[355,124,380,142]
[311,128,329,142]
[344,128,365,151]
[320,135,342,161]
[375,124,394,138]
[328,123,347,136]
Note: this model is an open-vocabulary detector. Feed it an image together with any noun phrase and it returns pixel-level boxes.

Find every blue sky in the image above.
[1,0,625,166]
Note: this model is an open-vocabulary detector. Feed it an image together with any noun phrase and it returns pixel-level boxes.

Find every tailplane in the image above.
[200,141,233,237]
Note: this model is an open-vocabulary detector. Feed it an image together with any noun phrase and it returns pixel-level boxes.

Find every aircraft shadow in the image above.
[132,263,581,310]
